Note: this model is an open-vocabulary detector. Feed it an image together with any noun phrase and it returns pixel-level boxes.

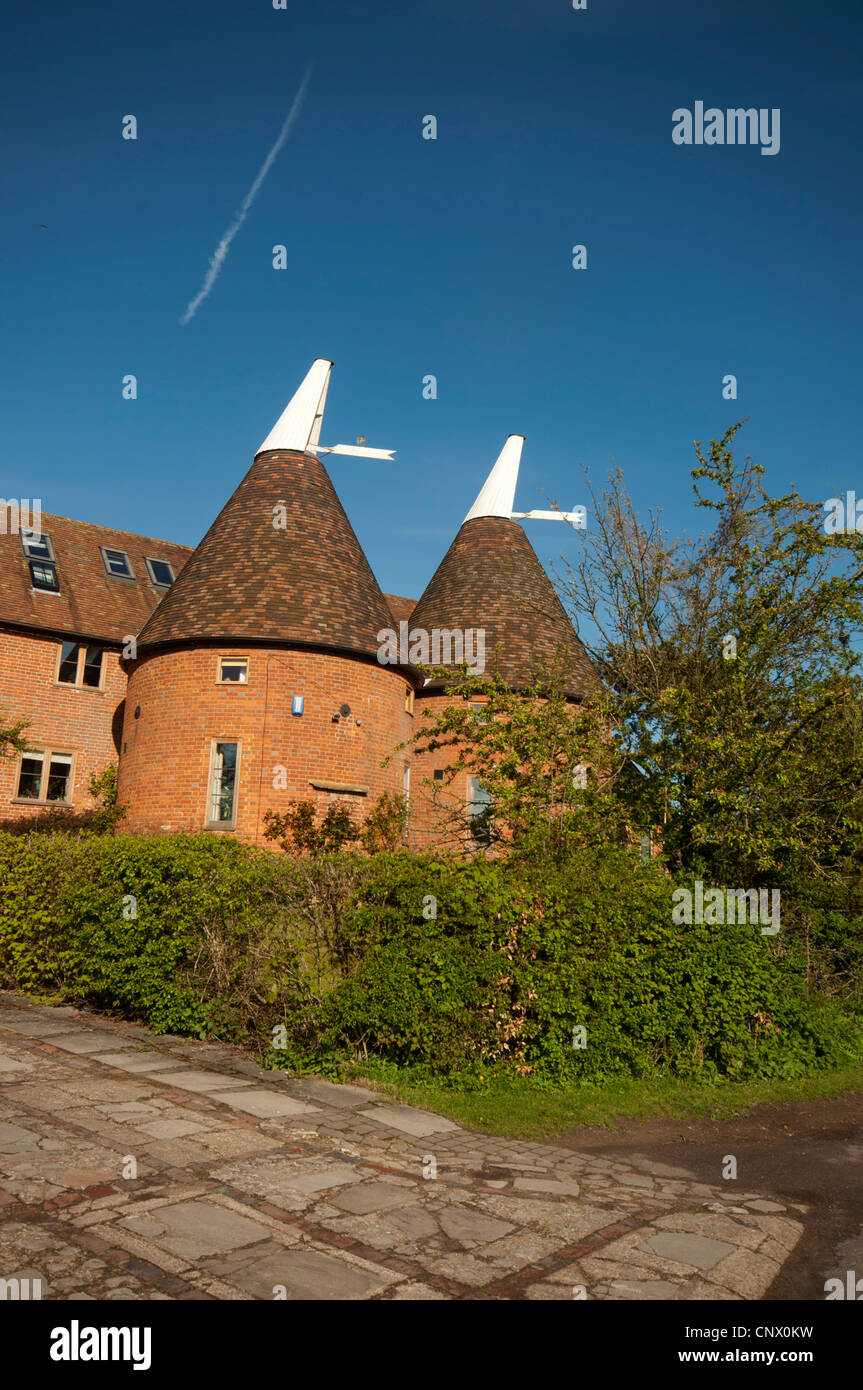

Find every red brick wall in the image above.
[408,690,476,851]
[0,625,125,819]
[118,645,415,844]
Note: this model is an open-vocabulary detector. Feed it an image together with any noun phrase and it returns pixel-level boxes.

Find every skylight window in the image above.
[145,557,174,587]
[30,560,59,592]
[21,532,53,561]
[100,547,134,579]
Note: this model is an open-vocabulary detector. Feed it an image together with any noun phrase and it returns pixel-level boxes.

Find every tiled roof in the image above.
[384,594,417,625]
[137,449,396,658]
[409,515,598,698]
[0,512,192,644]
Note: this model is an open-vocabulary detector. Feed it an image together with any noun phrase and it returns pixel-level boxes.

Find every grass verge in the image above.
[345,1060,863,1140]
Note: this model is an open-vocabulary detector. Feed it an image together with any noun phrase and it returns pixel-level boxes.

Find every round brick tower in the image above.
[406,435,597,850]
[117,359,416,844]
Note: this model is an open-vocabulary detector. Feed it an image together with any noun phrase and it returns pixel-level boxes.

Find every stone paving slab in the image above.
[0,992,805,1301]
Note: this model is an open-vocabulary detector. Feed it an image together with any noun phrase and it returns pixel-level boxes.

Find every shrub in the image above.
[0,831,857,1082]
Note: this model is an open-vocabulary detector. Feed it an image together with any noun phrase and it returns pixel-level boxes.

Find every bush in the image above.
[0,831,857,1082]
[319,851,860,1080]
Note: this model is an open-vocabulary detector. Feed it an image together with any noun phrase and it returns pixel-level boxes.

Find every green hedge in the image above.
[318,852,861,1080]
[0,830,858,1081]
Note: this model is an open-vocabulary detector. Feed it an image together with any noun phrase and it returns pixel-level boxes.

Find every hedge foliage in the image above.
[0,830,859,1082]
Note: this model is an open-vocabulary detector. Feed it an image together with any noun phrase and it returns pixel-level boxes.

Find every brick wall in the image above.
[408,690,476,851]
[0,625,126,819]
[118,645,415,844]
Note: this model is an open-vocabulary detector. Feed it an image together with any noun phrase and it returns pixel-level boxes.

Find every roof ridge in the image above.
[34,512,192,550]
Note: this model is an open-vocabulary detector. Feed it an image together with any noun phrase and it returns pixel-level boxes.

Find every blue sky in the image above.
[2,0,860,602]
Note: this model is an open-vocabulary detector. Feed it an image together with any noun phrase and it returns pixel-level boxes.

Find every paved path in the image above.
[0,994,803,1300]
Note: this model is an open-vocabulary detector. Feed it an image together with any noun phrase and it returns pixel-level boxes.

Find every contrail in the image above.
[180,67,312,325]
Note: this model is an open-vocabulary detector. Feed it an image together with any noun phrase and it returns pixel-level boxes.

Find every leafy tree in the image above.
[558,421,863,894]
[0,711,29,761]
[264,800,360,856]
[359,791,407,853]
[398,658,632,864]
[88,764,126,832]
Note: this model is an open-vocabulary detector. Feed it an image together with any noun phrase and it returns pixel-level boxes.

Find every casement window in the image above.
[207,741,240,828]
[20,532,54,561]
[468,776,493,846]
[100,547,134,579]
[29,560,59,591]
[57,641,104,689]
[145,557,174,587]
[15,750,74,804]
[218,657,248,684]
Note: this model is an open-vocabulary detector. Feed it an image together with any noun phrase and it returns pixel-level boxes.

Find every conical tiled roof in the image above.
[410,438,597,698]
[137,361,395,657]
[137,449,394,655]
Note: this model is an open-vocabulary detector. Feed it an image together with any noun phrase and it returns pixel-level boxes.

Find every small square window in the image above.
[219,658,248,684]
[30,560,59,591]
[433,769,444,781]
[21,532,53,561]
[145,557,174,587]
[101,547,133,579]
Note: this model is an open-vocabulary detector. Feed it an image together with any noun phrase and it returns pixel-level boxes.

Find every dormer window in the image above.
[145,557,174,587]
[30,560,59,591]
[100,547,134,579]
[21,532,54,561]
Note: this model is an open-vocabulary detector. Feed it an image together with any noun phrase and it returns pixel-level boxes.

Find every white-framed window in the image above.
[15,749,75,804]
[145,557,174,587]
[100,547,134,579]
[218,657,248,684]
[207,740,240,828]
[57,641,105,689]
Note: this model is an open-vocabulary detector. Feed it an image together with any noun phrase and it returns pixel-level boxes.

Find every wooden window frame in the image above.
[12,747,77,806]
[216,656,249,686]
[55,641,106,691]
